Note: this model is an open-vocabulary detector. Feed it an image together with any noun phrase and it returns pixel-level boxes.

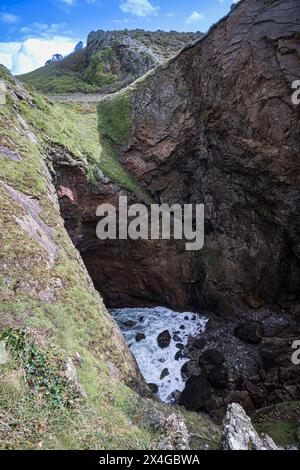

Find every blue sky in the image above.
[0,0,237,74]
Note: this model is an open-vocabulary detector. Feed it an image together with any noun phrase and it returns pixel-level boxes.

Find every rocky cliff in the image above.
[95,0,300,313]
[0,68,220,449]
[18,30,202,95]
[52,0,300,420]
[93,0,300,417]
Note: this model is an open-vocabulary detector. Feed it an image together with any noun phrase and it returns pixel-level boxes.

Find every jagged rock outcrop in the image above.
[86,29,202,88]
[220,403,282,450]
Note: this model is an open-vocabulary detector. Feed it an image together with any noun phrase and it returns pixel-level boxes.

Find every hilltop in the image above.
[18,30,202,95]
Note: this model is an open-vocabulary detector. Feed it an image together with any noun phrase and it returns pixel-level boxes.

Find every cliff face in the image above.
[94,0,300,313]
[86,30,202,87]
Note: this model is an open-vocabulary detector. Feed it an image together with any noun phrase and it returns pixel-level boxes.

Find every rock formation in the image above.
[220,403,282,450]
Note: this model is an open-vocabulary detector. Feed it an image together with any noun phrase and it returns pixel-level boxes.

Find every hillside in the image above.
[18,30,202,95]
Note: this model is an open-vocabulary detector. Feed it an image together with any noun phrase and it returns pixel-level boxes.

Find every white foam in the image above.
[110,306,207,402]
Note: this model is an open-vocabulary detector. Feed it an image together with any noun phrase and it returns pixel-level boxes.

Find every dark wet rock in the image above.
[191,337,206,350]
[175,350,186,361]
[206,319,220,331]
[157,330,171,348]
[244,380,264,406]
[170,389,181,402]
[199,349,225,368]
[207,365,229,389]
[179,325,185,330]
[148,383,158,394]
[123,320,137,328]
[160,368,169,380]
[181,361,193,379]
[234,321,264,345]
[173,334,182,342]
[225,391,255,415]
[178,374,212,411]
[259,339,284,370]
[176,343,184,350]
[184,316,189,320]
[135,332,146,342]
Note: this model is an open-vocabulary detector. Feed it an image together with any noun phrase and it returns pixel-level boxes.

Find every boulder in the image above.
[160,368,169,380]
[148,383,158,394]
[208,365,229,389]
[178,374,212,411]
[173,334,182,342]
[199,349,225,368]
[225,391,255,415]
[234,321,264,344]
[220,403,282,450]
[175,349,186,361]
[123,320,137,328]
[135,332,146,342]
[157,330,171,348]
[192,337,206,350]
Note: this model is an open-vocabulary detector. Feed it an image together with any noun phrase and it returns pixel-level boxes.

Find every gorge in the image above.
[0,0,300,451]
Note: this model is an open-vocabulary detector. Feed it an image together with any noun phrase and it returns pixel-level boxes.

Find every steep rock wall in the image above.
[94,0,300,313]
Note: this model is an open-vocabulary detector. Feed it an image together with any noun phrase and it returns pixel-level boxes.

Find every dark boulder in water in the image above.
[157,330,171,348]
[123,320,137,328]
[135,332,146,342]
[160,368,169,380]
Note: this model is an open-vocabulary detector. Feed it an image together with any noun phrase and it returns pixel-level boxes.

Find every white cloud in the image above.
[20,22,69,38]
[0,42,22,70]
[185,11,204,24]
[0,37,77,75]
[0,12,20,24]
[120,0,159,17]
[166,13,174,18]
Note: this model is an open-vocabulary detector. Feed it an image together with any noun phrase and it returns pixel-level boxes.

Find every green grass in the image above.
[18,50,101,94]
[84,49,118,88]
[1,84,148,199]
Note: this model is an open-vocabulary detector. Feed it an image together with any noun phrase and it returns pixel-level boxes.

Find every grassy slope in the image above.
[0,72,220,450]
[18,50,100,94]
[7,81,148,199]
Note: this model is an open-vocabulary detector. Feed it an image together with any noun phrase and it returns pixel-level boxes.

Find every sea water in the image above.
[110,306,207,402]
